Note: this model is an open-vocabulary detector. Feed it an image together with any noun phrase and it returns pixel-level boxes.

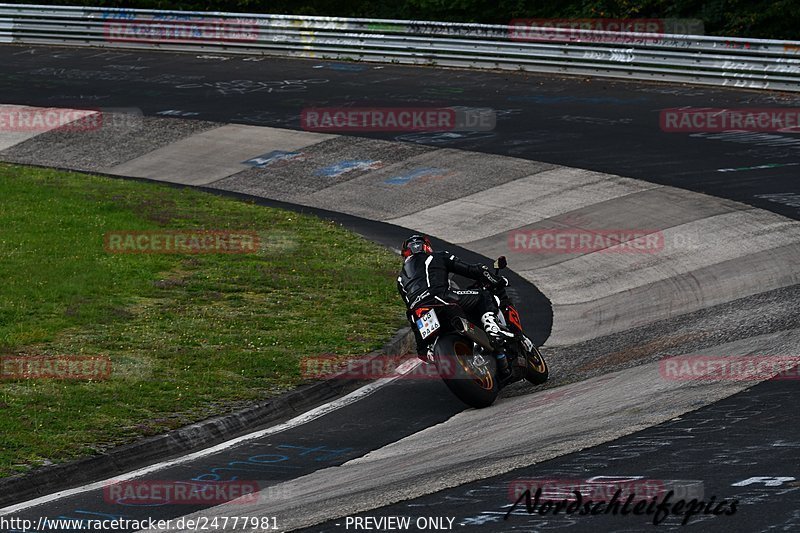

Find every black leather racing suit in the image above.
[397,251,504,355]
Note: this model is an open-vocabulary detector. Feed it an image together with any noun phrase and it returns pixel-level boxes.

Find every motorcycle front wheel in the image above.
[524,342,549,385]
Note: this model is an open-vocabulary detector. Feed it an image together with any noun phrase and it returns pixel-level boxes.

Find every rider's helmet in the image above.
[401,234,433,258]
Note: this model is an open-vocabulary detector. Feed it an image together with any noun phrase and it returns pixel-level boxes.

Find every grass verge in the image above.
[0,163,405,477]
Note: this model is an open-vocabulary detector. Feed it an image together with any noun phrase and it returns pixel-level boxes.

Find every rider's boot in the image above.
[481,312,514,346]
[481,312,514,379]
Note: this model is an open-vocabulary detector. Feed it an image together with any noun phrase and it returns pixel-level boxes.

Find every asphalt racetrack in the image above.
[0,44,798,533]
[0,46,799,222]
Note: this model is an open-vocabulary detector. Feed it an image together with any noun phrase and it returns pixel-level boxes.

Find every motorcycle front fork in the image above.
[520,334,535,353]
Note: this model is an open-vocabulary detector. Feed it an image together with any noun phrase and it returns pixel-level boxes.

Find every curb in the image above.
[0,327,414,508]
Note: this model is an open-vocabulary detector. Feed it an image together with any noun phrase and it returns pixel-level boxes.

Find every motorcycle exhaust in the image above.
[452,317,495,352]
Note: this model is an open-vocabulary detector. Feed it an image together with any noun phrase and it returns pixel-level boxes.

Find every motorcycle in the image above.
[412,256,548,408]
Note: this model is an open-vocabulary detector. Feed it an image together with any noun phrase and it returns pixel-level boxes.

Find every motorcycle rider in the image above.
[397,234,514,377]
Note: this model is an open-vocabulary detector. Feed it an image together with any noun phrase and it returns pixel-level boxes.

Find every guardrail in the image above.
[2,4,800,92]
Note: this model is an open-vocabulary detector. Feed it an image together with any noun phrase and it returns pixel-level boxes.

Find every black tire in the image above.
[433,333,499,408]
[524,343,549,385]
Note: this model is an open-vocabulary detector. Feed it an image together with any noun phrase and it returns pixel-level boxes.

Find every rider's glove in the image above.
[479,266,505,288]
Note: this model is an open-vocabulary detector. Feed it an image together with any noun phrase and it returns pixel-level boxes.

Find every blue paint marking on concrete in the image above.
[314,160,383,177]
[384,167,447,185]
[242,150,304,168]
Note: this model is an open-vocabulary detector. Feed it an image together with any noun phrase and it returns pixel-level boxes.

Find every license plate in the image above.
[416,309,441,339]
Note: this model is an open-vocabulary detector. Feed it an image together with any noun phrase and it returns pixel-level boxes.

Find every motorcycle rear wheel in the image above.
[434,334,499,408]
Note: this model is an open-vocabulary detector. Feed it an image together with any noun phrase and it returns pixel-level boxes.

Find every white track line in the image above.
[0,359,422,515]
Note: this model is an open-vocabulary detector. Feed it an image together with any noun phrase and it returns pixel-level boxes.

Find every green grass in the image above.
[0,163,405,476]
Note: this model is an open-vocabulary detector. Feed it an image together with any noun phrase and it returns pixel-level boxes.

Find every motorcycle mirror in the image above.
[494,256,507,270]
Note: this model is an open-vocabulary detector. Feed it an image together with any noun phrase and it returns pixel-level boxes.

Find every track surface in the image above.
[1,44,798,532]
[6,379,468,531]
[0,46,798,222]
[305,377,800,533]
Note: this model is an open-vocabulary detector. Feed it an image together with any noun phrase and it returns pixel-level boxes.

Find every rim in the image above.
[453,340,494,390]
[526,345,548,374]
